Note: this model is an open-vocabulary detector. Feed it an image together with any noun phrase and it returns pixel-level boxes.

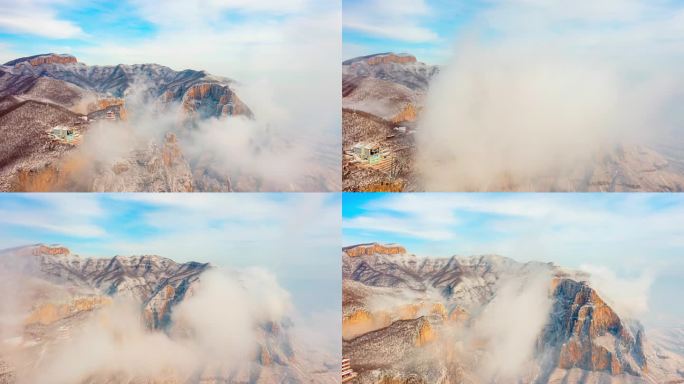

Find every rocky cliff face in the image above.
[344,243,407,257]
[343,53,438,92]
[92,132,194,192]
[5,54,78,67]
[342,244,683,384]
[544,278,647,376]
[177,82,252,119]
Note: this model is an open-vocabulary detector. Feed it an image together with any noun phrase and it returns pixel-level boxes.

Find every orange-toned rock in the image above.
[366,54,417,66]
[25,296,111,325]
[431,303,447,319]
[343,310,388,340]
[391,104,418,123]
[143,284,176,328]
[181,83,252,119]
[26,54,77,67]
[398,304,420,319]
[343,243,406,257]
[415,320,435,347]
[33,245,70,256]
[89,98,127,120]
[550,278,647,376]
[162,133,182,167]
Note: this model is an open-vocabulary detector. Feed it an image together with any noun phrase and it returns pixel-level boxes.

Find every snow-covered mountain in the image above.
[0,53,251,119]
[342,243,684,384]
[0,244,336,384]
[0,53,256,192]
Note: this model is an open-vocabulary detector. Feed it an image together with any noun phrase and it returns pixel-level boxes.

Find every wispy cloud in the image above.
[343,194,684,269]
[343,0,438,43]
[0,194,105,237]
[0,0,84,39]
[0,193,341,313]
[344,193,684,326]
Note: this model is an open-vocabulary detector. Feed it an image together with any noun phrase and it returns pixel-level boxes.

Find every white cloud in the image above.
[73,0,341,189]
[343,0,438,43]
[129,0,309,27]
[416,0,684,189]
[0,0,83,39]
[344,194,684,269]
[579,264,654,319]
[0,194,105,237]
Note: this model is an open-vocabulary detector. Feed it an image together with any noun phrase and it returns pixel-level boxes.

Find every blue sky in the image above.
[343,193,684,326]
[342,0,486,63]
[0,193,341,315]
[0,0,339,81]
[342,0,684,64]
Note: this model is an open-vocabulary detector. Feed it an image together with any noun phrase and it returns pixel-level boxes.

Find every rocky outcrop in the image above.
[25,296,111,325]
[91,133,194,192]
[343,53,417,66]
[366,54,417,66]
[343,243,406,257]
[391,104,418,123]
[4,54,77,67]
[344,317,435,370]
[342,52,438,91]
[143,281,198,329]
[179,82,252,119]
[543,278,647,376]
[32,245,70,256]
[87,98,127,120]
[415,320,435,347]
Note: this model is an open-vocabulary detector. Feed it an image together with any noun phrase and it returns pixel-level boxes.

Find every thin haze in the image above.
[414,0,684,190]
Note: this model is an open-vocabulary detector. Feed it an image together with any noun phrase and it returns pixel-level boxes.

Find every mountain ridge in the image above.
[341,243,684,383]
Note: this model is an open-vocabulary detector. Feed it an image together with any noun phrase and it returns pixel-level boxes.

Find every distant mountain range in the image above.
[0,244,336,384]
[342,243,684,383]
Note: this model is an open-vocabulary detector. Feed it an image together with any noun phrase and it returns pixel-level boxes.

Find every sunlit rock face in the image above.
[543,278,647,375]
[5,53,78,67]
[342,244,683,384]
[179,82,252,119]
[343,243,407,257]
